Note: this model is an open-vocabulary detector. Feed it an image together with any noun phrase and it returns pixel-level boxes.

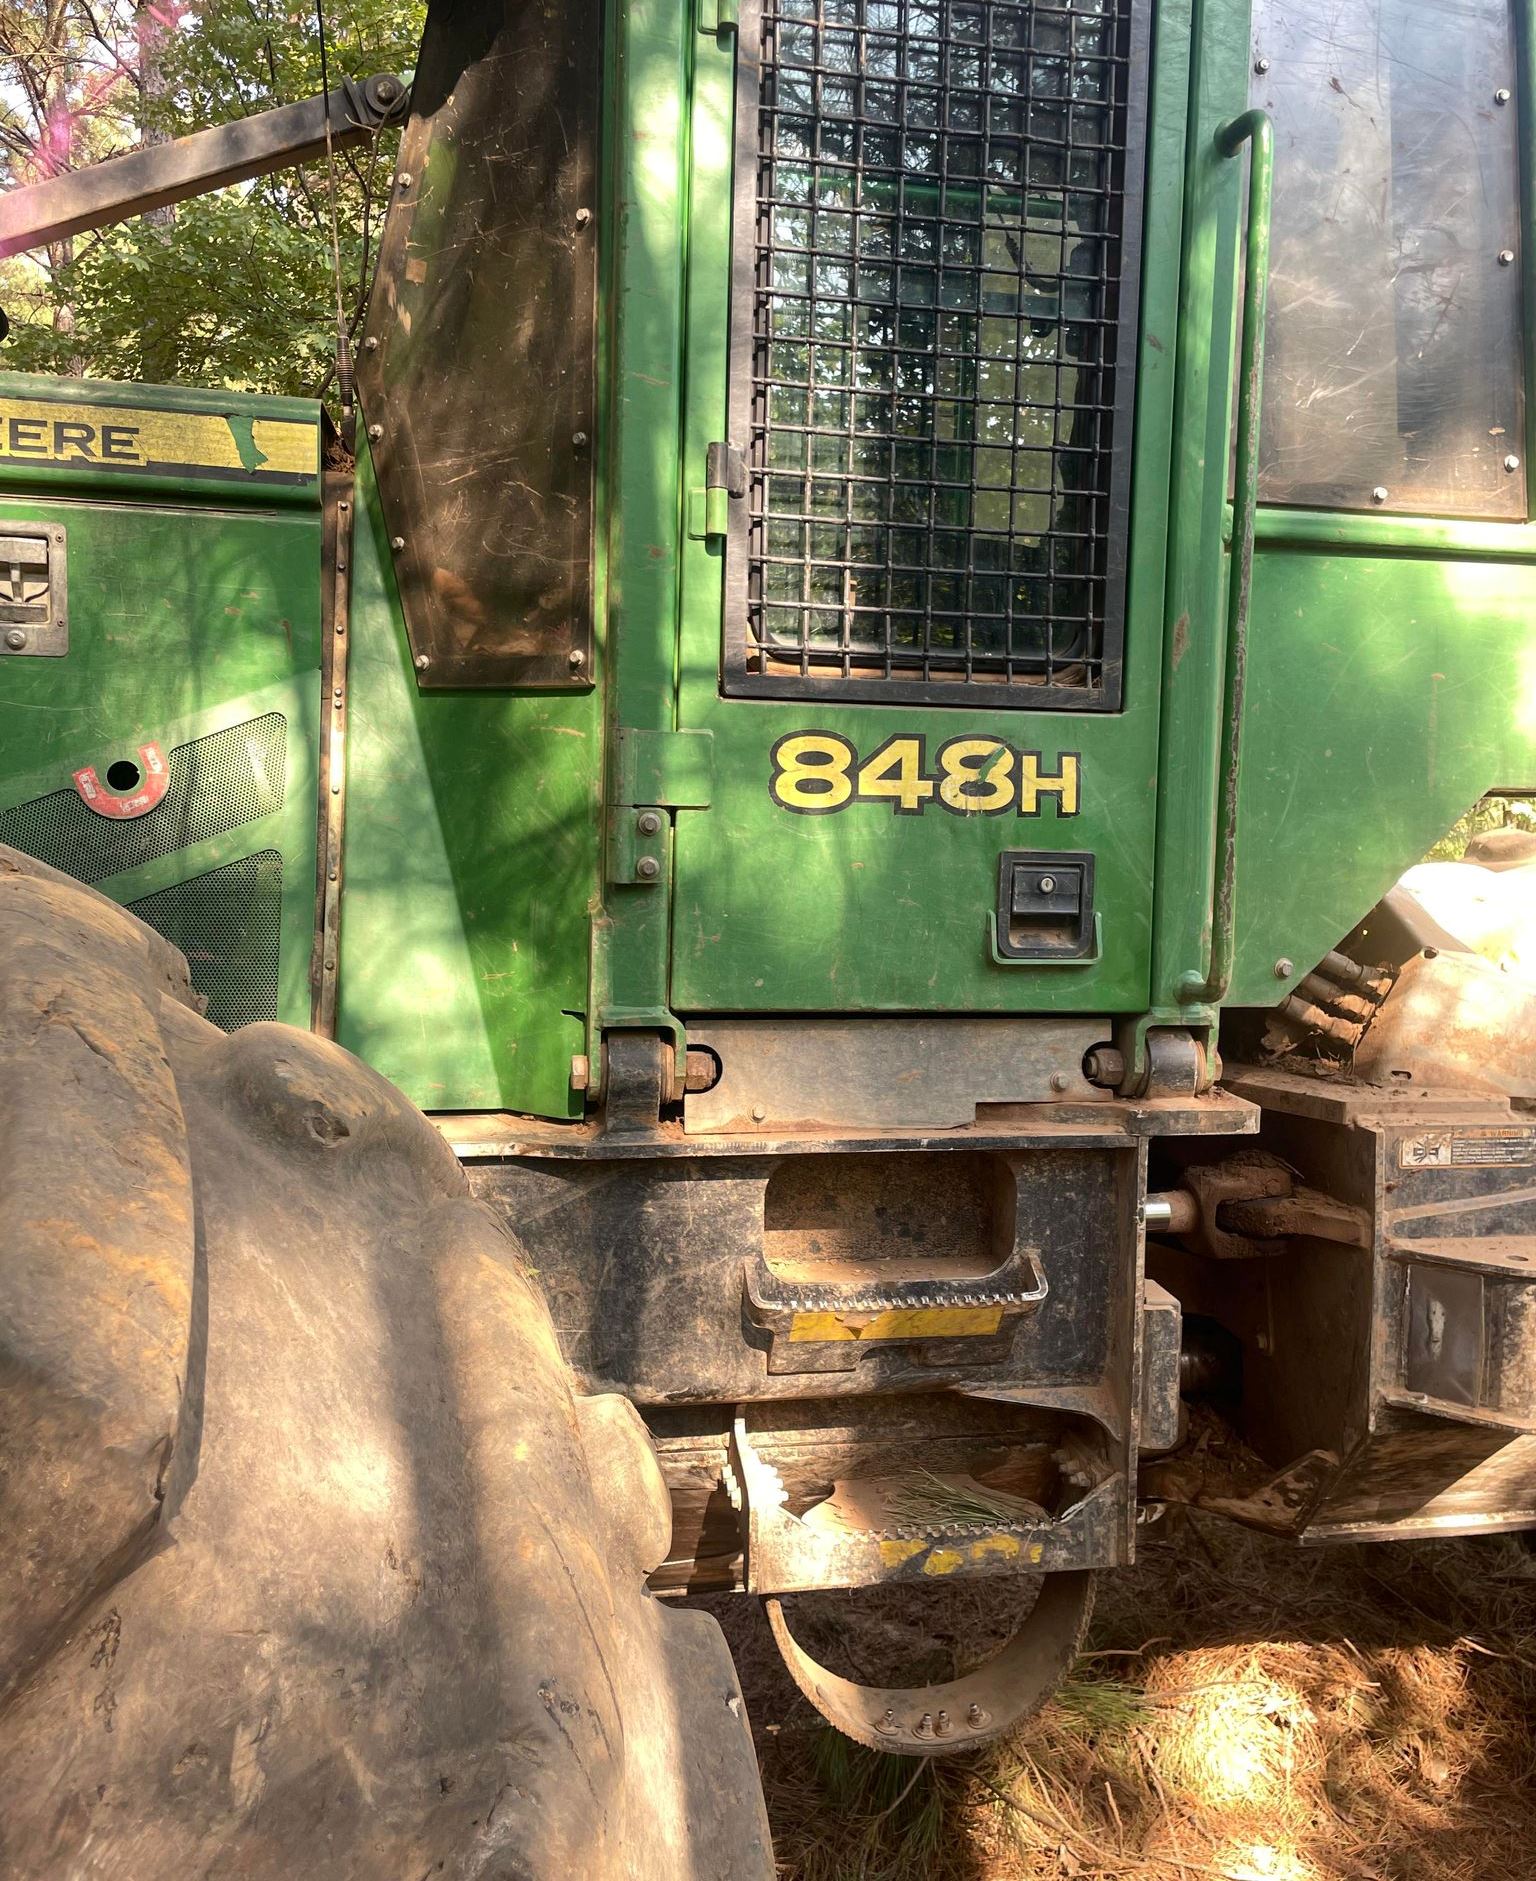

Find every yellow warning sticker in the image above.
[789,1304,1005,1343]
[0,397,317,483]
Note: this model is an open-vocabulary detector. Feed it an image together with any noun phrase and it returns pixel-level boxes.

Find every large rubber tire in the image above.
[0,846,772,1879]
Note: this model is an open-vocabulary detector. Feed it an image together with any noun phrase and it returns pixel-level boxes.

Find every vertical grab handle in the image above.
[1181,109,1273,1006]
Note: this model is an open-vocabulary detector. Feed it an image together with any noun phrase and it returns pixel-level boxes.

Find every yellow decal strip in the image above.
[788,1304,1005,1343]
[0,398,316,482]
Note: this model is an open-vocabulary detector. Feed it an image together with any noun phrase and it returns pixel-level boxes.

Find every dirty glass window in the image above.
[1252,0,1525,518]
[726,0,1149,708]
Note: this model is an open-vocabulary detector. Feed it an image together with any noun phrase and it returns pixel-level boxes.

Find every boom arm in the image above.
[0,73,409,262]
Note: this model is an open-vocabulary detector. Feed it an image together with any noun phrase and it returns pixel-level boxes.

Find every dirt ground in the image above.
[692,1512,1536,1881]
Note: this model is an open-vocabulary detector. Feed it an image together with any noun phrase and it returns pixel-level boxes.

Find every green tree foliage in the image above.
[0,1,424,396]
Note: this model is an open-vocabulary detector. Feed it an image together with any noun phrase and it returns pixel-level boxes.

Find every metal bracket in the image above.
[0,523,67,657]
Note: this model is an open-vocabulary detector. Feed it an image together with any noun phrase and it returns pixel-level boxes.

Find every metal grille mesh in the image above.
[0,714,287,885]
[744,0,1134,699]
[128,851,282,1032]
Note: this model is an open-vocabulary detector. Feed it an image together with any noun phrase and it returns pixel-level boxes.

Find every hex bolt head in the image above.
[1496,87,1512,104]
[568,647,586,669]
[569,1053,590,1092]
[367,423,383,442]
[1274,956,1294,979]
[635,854,660,880]
[1507,454,1523,472]
[1371,486,1389,504]
[363,334,379,351]
[751,1104,767,1123]
[1050,1071,1069,1093]
[414,652,430,671]
[571,431,589,448]
[636,809,663,836]
[397,171,413,189]
[4,627,26,651]
[575,206,592,227]
[1253,54,1270,73]
[1500,248,1516,266]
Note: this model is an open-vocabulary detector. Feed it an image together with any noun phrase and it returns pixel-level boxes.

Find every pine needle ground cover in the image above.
[697,1512,1536,1881]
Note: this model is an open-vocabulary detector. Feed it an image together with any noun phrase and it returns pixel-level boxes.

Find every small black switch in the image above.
[996,850,1095,960]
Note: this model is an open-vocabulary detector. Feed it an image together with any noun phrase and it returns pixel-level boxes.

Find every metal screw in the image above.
[1371,486,1389,504]
[1496,87,1512,104]
[575,206,592,227]
[4,627,26,650]
[1253,54,1270,73]
[397,171,413,189]
[636,855,660,880]
[1274,956,1293,979]
[568,648,586,669]
[391,536,405,551]
[1506,454,1523,472]
[367,423,383,442]
[571,431,588,447]
[1499,248,1516,266]
[1050,1072,1069,1092]
[414,653,430,671]
[1255,1331,1272,1353]
[364,335,379,351]
[751,1104,766,1123]
[636,809,662,835]
[1038,873,1056,894]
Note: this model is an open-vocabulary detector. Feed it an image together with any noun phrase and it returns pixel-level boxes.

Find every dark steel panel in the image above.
[723,0,1149,709]
[359,3,599,689]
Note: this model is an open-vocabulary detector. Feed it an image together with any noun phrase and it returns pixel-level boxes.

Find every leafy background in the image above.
[0,0,424,397]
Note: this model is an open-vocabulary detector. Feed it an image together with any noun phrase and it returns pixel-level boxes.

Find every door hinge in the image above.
[689,441,746,543]
[698,0,739,35]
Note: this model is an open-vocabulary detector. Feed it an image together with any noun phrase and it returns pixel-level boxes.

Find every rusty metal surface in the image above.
[358,1,599,688]
[0,76,407,260]
[0,844,771,1878]
[1352,948,1536,1097]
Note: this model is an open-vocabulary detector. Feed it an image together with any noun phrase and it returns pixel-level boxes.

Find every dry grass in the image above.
[695,1512,1536,1880]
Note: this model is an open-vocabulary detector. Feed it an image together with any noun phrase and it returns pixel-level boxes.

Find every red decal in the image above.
[73,742,170,820]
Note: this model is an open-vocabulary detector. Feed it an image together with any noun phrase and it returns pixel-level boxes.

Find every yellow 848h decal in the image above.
[769,732,1080,818]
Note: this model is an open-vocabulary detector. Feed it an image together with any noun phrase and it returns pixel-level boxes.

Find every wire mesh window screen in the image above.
[728,0,1146,706]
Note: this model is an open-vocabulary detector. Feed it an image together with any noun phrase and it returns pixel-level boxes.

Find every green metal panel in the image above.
[335,450,601,1118]
[662,0,1194,1017]
[1228,541,1536,1005]
[0,374,323,1029]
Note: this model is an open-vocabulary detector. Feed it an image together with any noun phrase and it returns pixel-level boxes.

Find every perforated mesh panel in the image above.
[0,713,287,885]
[128,851,282,1031]
[730,0,1145,706]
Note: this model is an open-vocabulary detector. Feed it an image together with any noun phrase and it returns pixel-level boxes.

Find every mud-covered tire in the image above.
[0,846,772,1879]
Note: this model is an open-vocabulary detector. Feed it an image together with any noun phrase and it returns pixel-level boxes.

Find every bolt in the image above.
[1371,486,1389,504]
[570,1053,590,1092]
[328,867,338,882]
[391,536,405,551]
[967,1703,985,1726]
[367,423,383,442]
[364,335,379,352]
[414,652,430,671]
[1500,248,1516,266]
[1038,873,1056,893]
[397,171,413,189]
[635,854,660,880]
[1082,1044,1125,1089]
[332,686,343,704]
[575,206,592,227]
[572,430,588,447]
[1255,1330,1272,1353]
[1253,54,1270,73]
[916,1713,933,1735]
[4,627,26,650]
[1050,1071,1069,1093]
[1506,454,1523,472]
[751,1104,766,1123]
[1496,87,1512,104]
[636,809,662,835]
[568,648,586,669]
[1274,956,1293,979]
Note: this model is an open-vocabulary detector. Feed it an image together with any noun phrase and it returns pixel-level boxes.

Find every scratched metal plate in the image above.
[359,0,599,688]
